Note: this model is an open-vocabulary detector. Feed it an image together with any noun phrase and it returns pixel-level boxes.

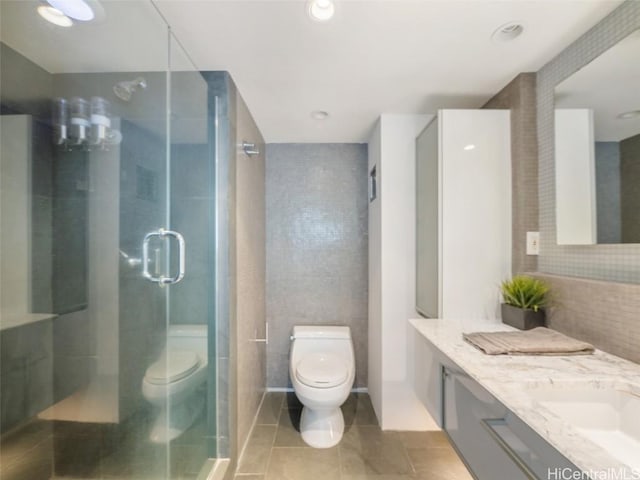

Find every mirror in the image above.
[554,29,640,245]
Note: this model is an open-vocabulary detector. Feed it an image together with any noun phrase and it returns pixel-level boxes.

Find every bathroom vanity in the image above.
[410,318,640,479]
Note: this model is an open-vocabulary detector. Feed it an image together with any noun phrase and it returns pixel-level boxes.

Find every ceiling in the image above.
[153,0,623,142]
[1,0,625,143]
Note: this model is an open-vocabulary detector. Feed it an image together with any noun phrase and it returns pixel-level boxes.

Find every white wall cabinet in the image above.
[416,110,512,320]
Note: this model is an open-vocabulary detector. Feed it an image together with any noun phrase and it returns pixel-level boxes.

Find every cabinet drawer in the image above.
[444,368,530,480]
[443,368,581,480]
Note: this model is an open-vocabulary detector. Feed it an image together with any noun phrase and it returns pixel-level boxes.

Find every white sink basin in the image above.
[528,383,640,470]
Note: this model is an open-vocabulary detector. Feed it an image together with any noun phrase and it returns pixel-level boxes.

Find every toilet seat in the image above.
[145,351,200,385]
[295,353,348,388]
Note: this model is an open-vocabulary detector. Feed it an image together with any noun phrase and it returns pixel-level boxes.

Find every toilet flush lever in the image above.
[142,228,186,285]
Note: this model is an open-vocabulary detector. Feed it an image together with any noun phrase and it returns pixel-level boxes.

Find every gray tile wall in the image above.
[32,118,54,314]
[266,143,368,388]
[234,88,266,460]
[536,0,640,282]
[483,73,538,274]
[52,309,94,402]
[533,1,640,362]
[51,147,88,313]
[595,142,621,243]
[620,133,640,243]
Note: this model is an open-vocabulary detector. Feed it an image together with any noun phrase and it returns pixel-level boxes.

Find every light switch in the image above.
[526,231,540,255]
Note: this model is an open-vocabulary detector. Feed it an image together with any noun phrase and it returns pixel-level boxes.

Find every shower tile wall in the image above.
[51,146,88,313]
[482,72,538,275]
[118,119,167,420]
[52,309,94,402]
[266,143,368,388]
[171,143,211,327]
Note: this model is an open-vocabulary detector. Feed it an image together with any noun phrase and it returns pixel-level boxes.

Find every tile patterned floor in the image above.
[234,392,473,480]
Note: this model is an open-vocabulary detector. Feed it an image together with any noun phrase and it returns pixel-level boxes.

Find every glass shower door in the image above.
[165,32,215,476]
[0,2,215,478]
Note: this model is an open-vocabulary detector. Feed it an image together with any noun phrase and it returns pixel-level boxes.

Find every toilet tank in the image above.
[290,325,354,367]
[292,325,351,340]
[167,324,207,358]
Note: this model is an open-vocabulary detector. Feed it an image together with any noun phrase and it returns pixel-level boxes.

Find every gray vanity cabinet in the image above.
[442,367,581,480]
[443,367,532,479]
[412,329,582,480]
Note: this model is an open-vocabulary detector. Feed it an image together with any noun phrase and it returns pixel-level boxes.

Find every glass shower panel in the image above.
[0,1,210,478]
[166,33,216,477]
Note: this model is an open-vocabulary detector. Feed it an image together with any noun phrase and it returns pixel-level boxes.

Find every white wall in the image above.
[368,114,438,430]
[367,122,383,420]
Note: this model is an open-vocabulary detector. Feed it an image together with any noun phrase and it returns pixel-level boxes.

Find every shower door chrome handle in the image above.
[142,228,186,285]
[163,229,186,284]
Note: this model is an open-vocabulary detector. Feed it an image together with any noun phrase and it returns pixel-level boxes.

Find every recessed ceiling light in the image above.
[37,5,73,27]
[617,110,640,120]
[311,110,329,120]
[491,22,524,42]
[308,0,335,22]
[463,144,476,151]
[47,0,94,21]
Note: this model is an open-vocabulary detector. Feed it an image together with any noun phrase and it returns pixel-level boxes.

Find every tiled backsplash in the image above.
[266,144,368,388]
[533,273,640,364]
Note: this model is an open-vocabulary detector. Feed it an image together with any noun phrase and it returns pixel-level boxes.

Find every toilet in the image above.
[142,324,207,443]
[289,325,355,448]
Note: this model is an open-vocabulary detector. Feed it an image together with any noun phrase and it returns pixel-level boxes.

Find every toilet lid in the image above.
[295,353,348,388]
[145,351,200,385]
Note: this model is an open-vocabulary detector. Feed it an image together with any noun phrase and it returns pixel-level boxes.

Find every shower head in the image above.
[113,77,147,102]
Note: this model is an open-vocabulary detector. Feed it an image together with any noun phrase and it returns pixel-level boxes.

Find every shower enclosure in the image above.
[0,1,225,478]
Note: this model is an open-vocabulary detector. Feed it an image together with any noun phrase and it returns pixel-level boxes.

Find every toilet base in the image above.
[300,406,345,448]
[149,393,204,444]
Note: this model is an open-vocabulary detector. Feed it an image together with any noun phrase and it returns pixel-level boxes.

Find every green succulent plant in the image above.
[500,275,549,312]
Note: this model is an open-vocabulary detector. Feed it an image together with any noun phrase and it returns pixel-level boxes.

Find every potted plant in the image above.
[500,275,550,330]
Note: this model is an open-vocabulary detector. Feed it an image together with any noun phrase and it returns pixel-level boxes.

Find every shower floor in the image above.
[0,407,209,480]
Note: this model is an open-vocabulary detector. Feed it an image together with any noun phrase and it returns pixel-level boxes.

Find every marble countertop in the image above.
[409,317,640,476]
